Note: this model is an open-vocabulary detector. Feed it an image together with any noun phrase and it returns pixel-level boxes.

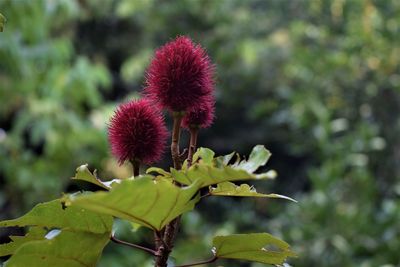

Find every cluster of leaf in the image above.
[0,146,296,266]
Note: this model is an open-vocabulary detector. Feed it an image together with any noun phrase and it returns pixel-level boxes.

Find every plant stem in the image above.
[171,113,184,170]
[175,256,218,267]
[199,192,211,199]
[187,127,199,167]
[110,235,156,255]
[130,159,140,177]
[154,113,184,267]
[162,216,180,257]
[154,230,164,256]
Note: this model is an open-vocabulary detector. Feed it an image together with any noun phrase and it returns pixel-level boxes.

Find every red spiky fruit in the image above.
[144,36,215,112]
[182,96,215,129]
[108,99,168,165]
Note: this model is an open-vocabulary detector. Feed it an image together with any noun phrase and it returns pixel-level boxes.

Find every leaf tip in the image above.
[76,163,89,172]
[266,170,277,179]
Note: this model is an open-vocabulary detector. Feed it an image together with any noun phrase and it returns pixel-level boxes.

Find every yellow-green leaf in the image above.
[213,233,296,265]
[209,182,297,202]
[0,200,113,265]
[66,176,201,231]
[176,163,275,187]
[146,167,172,179]
[4,230,109,267]
[234,145,271,173]
[0,227,46,257]
[72,164,120,190]
[166,145,275,187]
[192,147,215,164]
[221,151,236,165]
[0,199,112,234]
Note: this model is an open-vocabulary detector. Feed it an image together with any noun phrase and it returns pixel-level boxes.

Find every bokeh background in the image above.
[1,0,400,266]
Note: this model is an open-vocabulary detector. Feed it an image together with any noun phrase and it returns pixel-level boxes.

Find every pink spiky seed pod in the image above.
[144,36,215,112]
[182,96,215,129]
[108,99,168,165]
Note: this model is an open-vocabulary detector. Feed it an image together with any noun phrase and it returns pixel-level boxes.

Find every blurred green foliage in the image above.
[0,0,399,266]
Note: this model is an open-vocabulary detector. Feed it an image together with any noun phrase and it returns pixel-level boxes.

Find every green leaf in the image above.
[209,182,297,202]
[222,151,236,165]
[0,13,6,32]
[213,233,296,265]
[0,199,112,234]
[4,230,110,267]
[170,148,276,187]
[169,145,275,187]
[192,147,215,164]
[72,164,120,190]
[0,200,112,266]
[146,167,171,178]
[0,227,46,257]
[234,145,271,173]
[213,152,236,169]
[65,176,201,231]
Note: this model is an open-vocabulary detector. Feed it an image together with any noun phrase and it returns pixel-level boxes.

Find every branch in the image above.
[175,256,218,267]
[171,112,184,170]
[155,112,184,267]
[187,127,199,168]
[179,148,188,162]
[164,115,184,245]
[130,159,140,177]
[163,215,180,251]
[110,234,156,255]
[200,192,211,199]
[154,230,167,251]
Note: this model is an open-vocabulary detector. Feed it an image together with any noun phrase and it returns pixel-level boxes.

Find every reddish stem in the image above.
[154,113,184,267]
[187,127,199,167]
[175,256,218,267]
[170,113,184,170]
[110,235,156,255]
[130,159,140,177]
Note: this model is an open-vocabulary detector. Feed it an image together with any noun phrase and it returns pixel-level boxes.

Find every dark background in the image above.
[1,0,399,266]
